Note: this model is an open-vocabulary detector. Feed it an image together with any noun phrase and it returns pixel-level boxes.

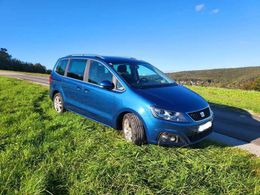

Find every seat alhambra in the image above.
[50,55,213,146]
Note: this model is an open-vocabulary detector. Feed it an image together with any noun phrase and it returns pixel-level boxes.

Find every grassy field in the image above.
[0,77,259,194]
[188,85,260,114]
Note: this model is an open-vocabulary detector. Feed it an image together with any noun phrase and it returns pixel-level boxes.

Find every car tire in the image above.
[122,113,146,145]
[53,93,65,113]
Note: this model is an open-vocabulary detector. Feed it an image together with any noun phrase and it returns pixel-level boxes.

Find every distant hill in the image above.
[168,66,260,91]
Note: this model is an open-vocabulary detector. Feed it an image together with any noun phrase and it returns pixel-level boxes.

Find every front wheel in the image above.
[122,113,146,145]
[53,93,65,113]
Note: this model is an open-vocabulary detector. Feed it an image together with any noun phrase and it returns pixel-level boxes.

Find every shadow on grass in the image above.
[190,140,225,149]
[44,169,69,195]
[32,92,51,121]
[209,102,259,116]
[157,140,225,150]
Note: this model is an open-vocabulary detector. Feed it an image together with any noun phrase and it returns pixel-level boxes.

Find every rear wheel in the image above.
[53,93,65,113]
[122,113,146,145]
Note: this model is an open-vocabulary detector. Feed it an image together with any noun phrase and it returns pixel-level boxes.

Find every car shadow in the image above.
[190,140,226,149]
[200,102,260,147]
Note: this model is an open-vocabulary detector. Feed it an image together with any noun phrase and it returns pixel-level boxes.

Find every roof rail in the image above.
[65,54,105,60]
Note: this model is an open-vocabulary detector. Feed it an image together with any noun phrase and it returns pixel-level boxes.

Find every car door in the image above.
[61,58,88,114]
[80,60,116,126]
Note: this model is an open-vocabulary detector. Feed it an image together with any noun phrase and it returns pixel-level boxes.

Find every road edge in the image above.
[208,132,260,157]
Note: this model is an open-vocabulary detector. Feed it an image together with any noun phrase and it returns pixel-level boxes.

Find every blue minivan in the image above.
[50,55,213,146]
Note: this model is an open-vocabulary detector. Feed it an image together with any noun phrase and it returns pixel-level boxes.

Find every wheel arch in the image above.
[51,90,60,100]
[114,108,148,133]
[115,111,129,130]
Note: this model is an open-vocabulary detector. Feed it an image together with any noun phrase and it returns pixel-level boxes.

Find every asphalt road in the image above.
[1,71,260,146]
[0,71,49,86]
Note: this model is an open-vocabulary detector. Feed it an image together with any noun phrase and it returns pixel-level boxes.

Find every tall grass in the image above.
[0,77,259,194]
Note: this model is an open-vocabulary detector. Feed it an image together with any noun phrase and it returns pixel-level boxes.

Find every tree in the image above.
[0,48,12,70]
[0,47,49,74]
[33,63,47,73]
[0,48,11,60]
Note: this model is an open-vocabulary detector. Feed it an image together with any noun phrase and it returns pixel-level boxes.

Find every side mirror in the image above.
[100,80,114,90]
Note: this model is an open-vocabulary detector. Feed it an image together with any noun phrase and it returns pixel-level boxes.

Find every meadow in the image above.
[188,85,260,114]
[0,77,259,194]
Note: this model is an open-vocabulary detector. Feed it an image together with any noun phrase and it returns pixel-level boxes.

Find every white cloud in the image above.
[211,9,220,14]
[195,4,205,12]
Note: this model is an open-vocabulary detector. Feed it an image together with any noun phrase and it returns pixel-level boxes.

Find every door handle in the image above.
[84,88,89,93]
[76,86,81,91]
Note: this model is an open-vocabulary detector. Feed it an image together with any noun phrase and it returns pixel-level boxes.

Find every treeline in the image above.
[0,48,51,74]
[169,66,260,91]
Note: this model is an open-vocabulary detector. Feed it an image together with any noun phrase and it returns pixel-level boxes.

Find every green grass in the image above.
[0,77,259,194]
[188,85,260,114]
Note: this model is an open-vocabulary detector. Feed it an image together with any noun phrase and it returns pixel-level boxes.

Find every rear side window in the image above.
[55,60,68,75]
[67,59,87,80]
[88,61,113,85]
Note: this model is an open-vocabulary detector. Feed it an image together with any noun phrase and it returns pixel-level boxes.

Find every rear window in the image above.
[55,59,68,75]
[67,59,87,80]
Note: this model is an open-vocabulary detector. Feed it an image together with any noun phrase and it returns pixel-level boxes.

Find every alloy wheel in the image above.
[54,95,63,113]
[123,118,132,141]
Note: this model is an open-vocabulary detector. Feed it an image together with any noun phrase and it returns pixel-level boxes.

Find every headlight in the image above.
[150,107,188,122]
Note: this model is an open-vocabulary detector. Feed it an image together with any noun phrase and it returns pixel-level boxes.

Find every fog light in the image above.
[169,136,176,142]
[159,133,178,143]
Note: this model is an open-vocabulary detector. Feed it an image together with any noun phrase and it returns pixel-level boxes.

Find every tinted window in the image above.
[113,64,134,84]
[67,59,87,80]
[113,64,132,75]
[55,60,68,75]
[112,63,175,89]
[88,61,113,85]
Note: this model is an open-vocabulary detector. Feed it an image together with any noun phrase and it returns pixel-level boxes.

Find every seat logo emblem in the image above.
[200,112,205,117]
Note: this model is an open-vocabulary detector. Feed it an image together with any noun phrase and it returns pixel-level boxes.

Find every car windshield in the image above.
[112,62,176,89]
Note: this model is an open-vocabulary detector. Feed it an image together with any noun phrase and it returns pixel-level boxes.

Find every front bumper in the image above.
[144,116,214,146]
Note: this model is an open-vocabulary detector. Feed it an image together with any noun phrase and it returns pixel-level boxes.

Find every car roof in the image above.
[60,54,147,64]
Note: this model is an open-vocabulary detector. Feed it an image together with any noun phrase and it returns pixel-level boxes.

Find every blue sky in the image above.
[0,0,259,72]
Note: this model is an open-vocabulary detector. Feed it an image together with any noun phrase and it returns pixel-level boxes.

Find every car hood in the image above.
[136,85,208,113]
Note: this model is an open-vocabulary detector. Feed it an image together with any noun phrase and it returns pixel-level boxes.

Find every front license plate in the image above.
[198,121,212,132]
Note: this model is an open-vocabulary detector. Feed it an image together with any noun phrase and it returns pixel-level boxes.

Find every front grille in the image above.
[188,127,213,142]
[188,107,210,121]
